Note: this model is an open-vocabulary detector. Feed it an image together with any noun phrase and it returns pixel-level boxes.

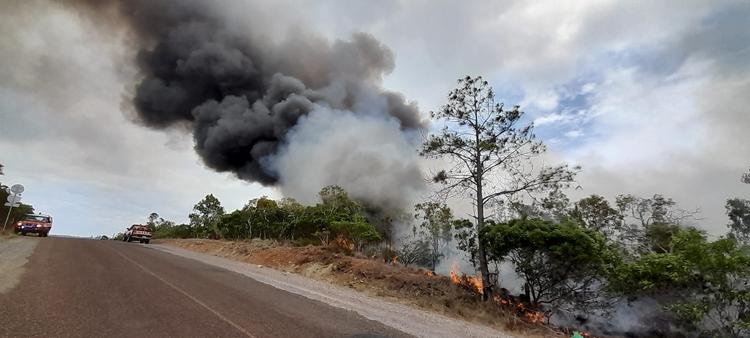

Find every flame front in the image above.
[449,261,483,294]
[448,261,545,325]
[449,262,460,284]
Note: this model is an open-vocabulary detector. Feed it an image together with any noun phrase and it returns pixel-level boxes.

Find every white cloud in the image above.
[534,113,568,126]
[581,82,597,94]
[564,129,584,139]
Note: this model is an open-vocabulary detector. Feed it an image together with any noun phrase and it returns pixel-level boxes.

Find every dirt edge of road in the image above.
[0,236,39,294]
[156,239,562,338]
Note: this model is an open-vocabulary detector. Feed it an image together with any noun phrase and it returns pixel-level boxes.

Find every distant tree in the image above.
[483,218,617,314]
[146,212,159,230]
[414,202,454,271]
[453,218,478,266]
[743,167,750,184]
[217,209,249,239]
[278,197,305,240]
[726,198,750,244]
[571,195,624,237]
[536,189,572,221]
[312,186,380,250]
[245,197,284,239]
[616,194,693,228]
[396,238,432,267]
[329,216,381,251]
[189,194,225,238]
[615,194,696,255]
[318,185,362,219]
[421,75,578,298]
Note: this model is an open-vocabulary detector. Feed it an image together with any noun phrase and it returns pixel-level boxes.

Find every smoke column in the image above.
[67,0,426,208]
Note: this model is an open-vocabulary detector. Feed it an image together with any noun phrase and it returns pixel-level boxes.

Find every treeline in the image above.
[468,192,750,337]
[144,186,381,251]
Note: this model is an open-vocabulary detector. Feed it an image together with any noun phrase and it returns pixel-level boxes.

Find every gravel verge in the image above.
[0,237,39,294]
[152,243,516,338]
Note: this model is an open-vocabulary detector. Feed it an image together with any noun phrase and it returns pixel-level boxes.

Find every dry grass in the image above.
[158,238,569,337]
[0,230,14,240]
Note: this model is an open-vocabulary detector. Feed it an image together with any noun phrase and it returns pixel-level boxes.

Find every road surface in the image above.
[0,237,411,338]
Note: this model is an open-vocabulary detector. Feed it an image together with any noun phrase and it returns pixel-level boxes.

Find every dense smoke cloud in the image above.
[67,0,425,195]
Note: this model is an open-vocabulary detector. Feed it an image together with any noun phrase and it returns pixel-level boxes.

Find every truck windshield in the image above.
[24,215,51,223]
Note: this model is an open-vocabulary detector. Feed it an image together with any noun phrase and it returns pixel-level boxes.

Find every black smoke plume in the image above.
[68,0,424,186]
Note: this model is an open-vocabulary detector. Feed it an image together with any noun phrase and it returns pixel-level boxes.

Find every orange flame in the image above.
[448,261,483,294]
[449,262,460,284]
[523,310,545,324]
[447,261,545,325]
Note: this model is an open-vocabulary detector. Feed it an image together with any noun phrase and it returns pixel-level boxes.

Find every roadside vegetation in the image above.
[120,77,749,337]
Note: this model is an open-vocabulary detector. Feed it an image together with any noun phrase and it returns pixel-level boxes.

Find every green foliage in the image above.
[329,216,381,250]
[726,198,750,244]
[643,222,682,253]
[152,222,193,239]
[309,186,380,249]
[453,218,478,266]
[421,75,578,297]
[482,218,618,312]
[189,194,225,238]
[167,186,382,253]
[146,212,159,231]
[609,228,750,336]
[570,195,623,237]
[414,202,453,271]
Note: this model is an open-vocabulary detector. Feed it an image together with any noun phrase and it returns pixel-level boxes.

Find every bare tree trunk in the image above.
[432,235,439,271]
[476,188,492,300]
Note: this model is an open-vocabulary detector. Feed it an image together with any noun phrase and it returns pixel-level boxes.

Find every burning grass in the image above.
[157,239,569,337]
[448,262,546,326]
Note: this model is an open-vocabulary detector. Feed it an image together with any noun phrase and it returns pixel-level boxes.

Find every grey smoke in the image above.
[68,0,426,205]
[274,107,424,210]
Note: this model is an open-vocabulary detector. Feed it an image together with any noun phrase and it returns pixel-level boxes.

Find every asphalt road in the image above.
[0,237,411,338]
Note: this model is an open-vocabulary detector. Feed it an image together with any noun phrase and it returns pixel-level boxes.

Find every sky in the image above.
[0,0,748,237]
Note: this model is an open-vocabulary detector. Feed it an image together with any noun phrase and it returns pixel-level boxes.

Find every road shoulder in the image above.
[0,237,39,294]
[152,243,515,338]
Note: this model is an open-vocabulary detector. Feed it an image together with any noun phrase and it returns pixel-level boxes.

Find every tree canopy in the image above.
[421,75,577,297]
[608,228,750,337]
[483,218,617,313]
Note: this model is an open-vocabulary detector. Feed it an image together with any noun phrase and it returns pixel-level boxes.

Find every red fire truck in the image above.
[123,224,152,244]
[15,214,53,237]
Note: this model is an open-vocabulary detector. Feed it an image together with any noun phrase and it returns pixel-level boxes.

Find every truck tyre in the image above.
[144,239,150,244]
